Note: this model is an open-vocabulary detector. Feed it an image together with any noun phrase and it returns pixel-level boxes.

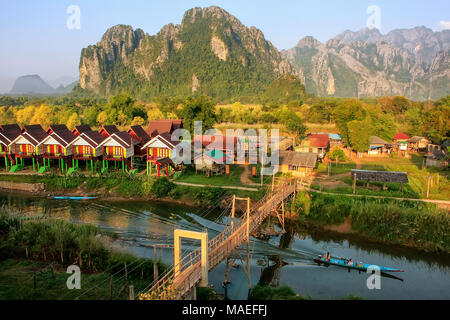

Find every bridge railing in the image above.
[142,178,296,299]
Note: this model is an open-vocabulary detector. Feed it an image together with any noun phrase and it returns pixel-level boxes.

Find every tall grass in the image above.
[293,193,450,253]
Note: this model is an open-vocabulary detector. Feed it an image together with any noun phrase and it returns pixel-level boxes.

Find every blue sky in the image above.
[0,0,449,93]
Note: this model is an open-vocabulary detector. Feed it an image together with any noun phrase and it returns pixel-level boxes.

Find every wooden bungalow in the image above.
[368,136,391,155]
[67,131,106,174]
[72,125,92,136]
[147,120,183,138]
[99,125,120,138]
[9,125,48,171]
[279,151,317,177]
[192,135,238,160]
[38,125,77,172]
[393,132,410,151]
[409,136,431,151]
[351,169,408,193]
[193,149,232,176]
[141,132,180,176]
[98,132,139,172]
[128,125,151,157]
[296,134,329,160]
[0,124,21,170]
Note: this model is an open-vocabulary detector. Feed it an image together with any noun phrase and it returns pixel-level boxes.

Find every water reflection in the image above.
[1,192,449,300]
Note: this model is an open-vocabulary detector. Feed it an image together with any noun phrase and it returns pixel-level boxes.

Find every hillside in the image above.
[283,27,450,100]
[78,6,292,101]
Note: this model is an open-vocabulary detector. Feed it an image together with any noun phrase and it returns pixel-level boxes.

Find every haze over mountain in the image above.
[283,27,450,100]
[9,74,77,96]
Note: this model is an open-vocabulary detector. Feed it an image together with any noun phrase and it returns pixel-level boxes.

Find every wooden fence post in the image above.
[129,285,134,300]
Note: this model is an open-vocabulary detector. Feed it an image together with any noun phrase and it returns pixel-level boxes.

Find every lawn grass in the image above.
[174,165,245,187]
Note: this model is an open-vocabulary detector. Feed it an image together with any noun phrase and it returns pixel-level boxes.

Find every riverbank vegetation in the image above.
[290,193,450,253]
[0,172,265,204]
[0,207,167,300]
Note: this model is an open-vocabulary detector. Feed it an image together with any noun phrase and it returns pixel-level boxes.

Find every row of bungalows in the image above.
[0,122,168,174]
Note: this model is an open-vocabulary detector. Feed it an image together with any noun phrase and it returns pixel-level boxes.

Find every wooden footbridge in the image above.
[141,179,297,300]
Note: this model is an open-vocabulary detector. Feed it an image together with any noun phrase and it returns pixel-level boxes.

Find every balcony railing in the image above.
[73,152,95,159]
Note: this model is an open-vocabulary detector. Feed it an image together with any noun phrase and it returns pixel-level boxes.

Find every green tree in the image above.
[181,96,218,133]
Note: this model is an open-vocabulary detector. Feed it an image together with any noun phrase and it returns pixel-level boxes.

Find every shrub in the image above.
[151,177,175,198]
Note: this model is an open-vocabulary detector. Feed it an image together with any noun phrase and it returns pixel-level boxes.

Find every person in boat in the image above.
[347,259,354,266]
[324,252,331,262]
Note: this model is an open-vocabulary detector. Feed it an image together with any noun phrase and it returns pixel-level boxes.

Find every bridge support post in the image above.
[174,229,209,287]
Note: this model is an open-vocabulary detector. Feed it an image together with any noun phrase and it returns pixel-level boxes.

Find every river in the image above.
[1,192,449,300]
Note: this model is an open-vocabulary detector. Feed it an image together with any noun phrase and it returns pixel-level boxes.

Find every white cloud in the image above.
[440,21,450,30]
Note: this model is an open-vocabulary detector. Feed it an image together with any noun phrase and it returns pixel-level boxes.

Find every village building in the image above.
[67,131,106,174]
[351,169,409,192]
[409,136,431,152]
[37,125,77,172]
[98,132,139,172]
[393,132,410,151]
[128,125,151,158]
[368,136,391,155]
[9,125,48,171]
[99,125,120,138]
[296,134,329,160]
[328,133,343,146]
[141,132,180,176]
[194,148,233,176]
[192,135,238,161]
[147,120,183,138]
[279,151,317,177]
[425,149,448,168]
[72,125,92,136]
[0,124,21,170]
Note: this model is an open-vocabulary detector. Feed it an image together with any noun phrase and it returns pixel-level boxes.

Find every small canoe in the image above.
[51,196,97,200]
[314,255,404,273]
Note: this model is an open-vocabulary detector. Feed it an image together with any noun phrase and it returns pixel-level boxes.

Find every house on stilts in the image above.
[9,125,48,172]
[141,132,180,177]
[66,130,106,174]
[36,125,77,173]
[0,124,21,171]
[98,132,139,173]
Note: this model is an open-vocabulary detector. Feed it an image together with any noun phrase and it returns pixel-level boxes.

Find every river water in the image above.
[1,192,449,300]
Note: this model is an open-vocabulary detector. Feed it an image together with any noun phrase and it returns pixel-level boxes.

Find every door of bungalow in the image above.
[152,148,158,159]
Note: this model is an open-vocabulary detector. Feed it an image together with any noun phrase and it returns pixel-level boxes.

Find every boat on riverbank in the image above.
[314,255,404,273]
[50,196,98,200]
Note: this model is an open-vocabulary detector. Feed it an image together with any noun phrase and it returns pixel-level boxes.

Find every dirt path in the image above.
[239,165,261,186]
[173,181,259,192]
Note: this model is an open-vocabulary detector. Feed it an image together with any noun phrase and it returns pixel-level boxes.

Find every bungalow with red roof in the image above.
[37,125,77,172]
[296,134,330,160]
[66,131,106,174]
[147,120,183,138]
[99,125,120,138]
[98,132,139,172]
[128,125,151,157]
[72,125,92,136]
[141,132,180,177]
[393,132,410,151]
[9,125,48,171]
[0,124,21,170]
